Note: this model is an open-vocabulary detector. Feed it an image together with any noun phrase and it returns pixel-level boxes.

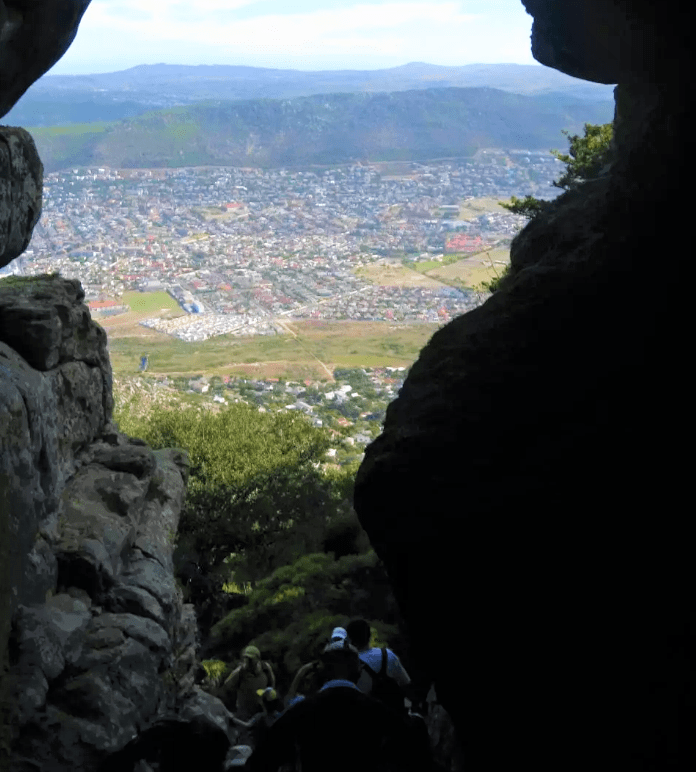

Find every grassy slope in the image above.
[28,89,614,171]
[104,318,439,380]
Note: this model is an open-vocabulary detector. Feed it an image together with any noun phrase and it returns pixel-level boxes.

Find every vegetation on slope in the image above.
[29,88,614,172]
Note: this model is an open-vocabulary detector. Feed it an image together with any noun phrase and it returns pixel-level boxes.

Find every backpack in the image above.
[360,649,406,715]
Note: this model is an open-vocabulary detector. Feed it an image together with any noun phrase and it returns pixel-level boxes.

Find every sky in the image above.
[49,0,540,74]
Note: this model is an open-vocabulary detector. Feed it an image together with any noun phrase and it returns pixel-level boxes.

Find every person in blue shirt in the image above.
[345,619,412,704]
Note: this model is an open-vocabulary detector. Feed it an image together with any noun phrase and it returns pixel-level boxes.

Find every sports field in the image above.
[95,291,185,340]
[105,319,440,381]
[121,291,182,313]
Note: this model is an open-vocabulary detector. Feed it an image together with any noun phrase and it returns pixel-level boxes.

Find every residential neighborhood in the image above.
[6,151,563,340]
[115,365,412,468]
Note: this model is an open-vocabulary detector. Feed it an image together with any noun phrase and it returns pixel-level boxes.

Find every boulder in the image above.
[0,127,42,269]
[0,276,199,771]
[0,0,92,118]
[354,3,693,769]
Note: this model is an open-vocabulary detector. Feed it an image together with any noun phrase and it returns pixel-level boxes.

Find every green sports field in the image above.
[121,290,181,313]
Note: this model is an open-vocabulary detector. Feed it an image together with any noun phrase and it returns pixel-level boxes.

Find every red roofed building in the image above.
[446,233,485,253]
[89,300,119,309]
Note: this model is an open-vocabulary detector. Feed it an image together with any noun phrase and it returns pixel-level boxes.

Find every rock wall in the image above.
[0,277,225,771]
[355,2,693,769]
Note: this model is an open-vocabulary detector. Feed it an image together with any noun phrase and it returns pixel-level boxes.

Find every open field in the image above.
[29,122,111,138]
[98,312,182,340]
[458,197,513,220]
[354,263,447,288]
[426,247,510,288]
[95,291,185,340]
[106,320,440,381]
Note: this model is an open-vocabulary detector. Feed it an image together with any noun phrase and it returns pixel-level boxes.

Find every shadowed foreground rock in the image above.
[0,277,235,771]
[0,2,89,269]
[0,0,92,118]
[0,127,42,269]
[355,2,692,769]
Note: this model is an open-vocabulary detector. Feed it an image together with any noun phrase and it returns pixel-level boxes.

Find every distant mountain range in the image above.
[5,62,615,127]
[28,86,615,172]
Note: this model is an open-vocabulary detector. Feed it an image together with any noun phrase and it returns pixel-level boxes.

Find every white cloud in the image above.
[84,1,477,45]
[53,0,535,72]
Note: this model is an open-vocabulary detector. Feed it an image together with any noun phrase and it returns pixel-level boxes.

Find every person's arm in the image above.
[285,661,315,704]
[246,711,295,772]
[263,661,276,689]
[230,714,255,729]
[218,665,242,705]
[386,650,412,688]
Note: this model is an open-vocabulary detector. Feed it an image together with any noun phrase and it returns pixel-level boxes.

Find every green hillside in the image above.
[28,87,614,172]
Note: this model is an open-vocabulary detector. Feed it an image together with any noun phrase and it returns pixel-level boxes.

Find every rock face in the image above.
[355,2,692,769]
[1,0,89,270]
[0,277,232,771]
[0,0,92,118]
[0,126,43,270]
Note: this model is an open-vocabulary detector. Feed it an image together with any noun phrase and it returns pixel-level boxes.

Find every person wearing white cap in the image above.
[285,626,350,709]
[331,627,349,642]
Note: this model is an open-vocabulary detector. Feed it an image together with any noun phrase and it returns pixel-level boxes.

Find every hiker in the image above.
[284,627,347,708]
[345,618,413,714]
[245,638,432,772]
[331,626,349,642]
[219,645,276,722]
[230,686,285,749]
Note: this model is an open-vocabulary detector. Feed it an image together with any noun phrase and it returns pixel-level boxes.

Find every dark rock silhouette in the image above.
[0,0,92,118]
[0,127,42,269]
[2,1,693,770]
[355,2,692,769]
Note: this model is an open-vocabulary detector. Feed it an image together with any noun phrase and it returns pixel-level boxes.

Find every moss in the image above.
[0,271,61,292]
[201,659,230,686]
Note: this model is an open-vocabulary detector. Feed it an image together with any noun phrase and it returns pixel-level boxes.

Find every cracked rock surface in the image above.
[1,276,234,771]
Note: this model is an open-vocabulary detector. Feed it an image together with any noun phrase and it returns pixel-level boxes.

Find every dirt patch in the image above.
[458,197,514,221]
[426,248,510,287]
[99,309,184,339]
[354,264,447,288]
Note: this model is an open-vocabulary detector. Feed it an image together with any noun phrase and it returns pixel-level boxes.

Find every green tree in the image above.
[499,122,613,220]
[114,399,348,583]
[486,122,614,292]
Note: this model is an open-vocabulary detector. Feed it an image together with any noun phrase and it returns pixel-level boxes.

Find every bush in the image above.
[113,396,348,582]
[206,550,403,692]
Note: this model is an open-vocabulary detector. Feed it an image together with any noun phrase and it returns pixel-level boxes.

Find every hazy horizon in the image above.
[48,0,538,75]
[47,60,547,78]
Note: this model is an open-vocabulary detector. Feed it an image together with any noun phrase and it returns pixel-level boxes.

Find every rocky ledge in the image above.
[0,275,231,771]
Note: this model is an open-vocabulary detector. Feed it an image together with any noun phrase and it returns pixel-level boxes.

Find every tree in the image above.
[485,122,614,292]
[499,122,613,220]
[113,398,349,584]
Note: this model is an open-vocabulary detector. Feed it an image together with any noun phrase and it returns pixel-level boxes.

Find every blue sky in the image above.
[50,0,540,74]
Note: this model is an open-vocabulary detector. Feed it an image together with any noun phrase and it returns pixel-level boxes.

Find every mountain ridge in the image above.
[28,85,615,172]
[6,62,615,127]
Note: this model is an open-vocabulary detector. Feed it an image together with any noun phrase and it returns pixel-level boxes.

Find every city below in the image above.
[6,150,563,341]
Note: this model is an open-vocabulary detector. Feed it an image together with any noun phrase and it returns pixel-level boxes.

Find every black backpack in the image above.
[360,649,406,715]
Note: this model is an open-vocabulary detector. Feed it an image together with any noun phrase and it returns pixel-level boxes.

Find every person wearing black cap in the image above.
[246,638,432,772]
